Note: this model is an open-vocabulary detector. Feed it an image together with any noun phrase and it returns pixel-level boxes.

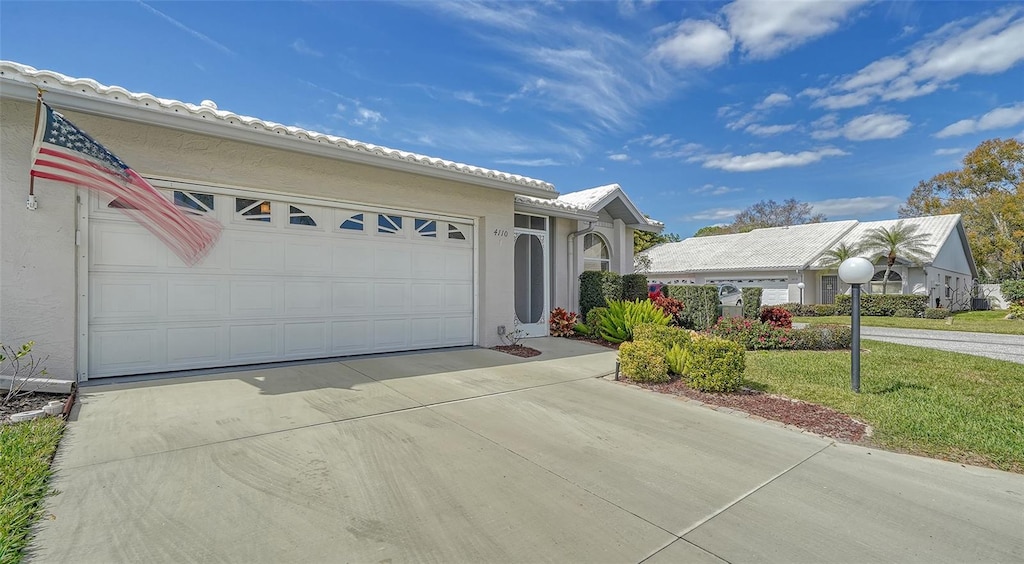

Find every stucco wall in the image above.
[932,231,974,276]
[1,98,519,377]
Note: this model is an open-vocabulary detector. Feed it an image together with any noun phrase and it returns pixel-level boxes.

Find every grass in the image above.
[1,418,65,564]
[744,340,1024,473]
[794,310,1024,335]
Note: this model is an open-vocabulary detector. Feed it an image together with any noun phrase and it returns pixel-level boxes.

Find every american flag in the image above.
[30,102,221,266]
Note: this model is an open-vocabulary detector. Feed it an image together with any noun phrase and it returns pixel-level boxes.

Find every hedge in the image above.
[1002,280,1024,303]
[741,287,762,319]
[681,336,745,392]
[775,302,816,316]
[925,307,950,319]
[834,294,928,316]
[633,323,692,350]
[619,340,669,383]
[622,273,649,301]
[579,271,623,318]
[666,285,720,331]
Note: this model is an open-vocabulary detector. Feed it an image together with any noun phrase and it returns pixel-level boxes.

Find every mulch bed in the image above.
[491,345,542,358]
[1,391,72,424]
[566,336,620,350]
[634,379,869,443]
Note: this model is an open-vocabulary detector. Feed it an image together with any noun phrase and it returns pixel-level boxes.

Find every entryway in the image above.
[513,213,548,337]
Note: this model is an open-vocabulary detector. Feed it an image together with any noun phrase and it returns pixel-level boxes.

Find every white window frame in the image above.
[582,232,611,272]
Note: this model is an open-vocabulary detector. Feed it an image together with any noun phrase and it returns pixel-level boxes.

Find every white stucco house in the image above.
[0,61,661,381]
[643,215,977,310]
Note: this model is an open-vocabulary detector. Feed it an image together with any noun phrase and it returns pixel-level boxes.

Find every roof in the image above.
[646,214,971,275]
[515,184,663,232]
[644,221,857,273]
[0,61,556,197]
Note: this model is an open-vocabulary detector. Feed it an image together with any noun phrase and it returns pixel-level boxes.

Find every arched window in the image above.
[870,270,902,294]
[583,233,611,272]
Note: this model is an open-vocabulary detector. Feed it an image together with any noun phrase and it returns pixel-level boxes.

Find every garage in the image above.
[83,184,475,379]
[707,278,790,306]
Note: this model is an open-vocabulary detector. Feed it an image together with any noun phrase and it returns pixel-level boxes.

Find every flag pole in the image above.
[27,86,45,210]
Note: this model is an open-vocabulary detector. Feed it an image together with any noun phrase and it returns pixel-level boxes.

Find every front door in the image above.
[821,275,838,304]
[514,229,548,337]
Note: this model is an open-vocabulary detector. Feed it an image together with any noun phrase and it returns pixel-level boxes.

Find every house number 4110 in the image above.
[493,229,510,237]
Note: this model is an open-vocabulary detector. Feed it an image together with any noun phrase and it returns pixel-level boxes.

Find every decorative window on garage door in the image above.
[447,222,471,243]
[415,219,437,238]
[288,205,317,227]
[338,211,365,232]
[236,198,272,222]
[378,214,403,235]
[173,191,215,214]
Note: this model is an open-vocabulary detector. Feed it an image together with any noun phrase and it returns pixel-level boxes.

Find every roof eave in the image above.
[514,200,599,221]
[628,222,663,233]
[1,77,558,198]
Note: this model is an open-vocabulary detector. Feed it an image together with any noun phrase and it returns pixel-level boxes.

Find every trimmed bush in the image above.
[741,287,763,319]
[681,336,745,392]
[1001,280,1024,303]
[549,308,579,337]
[834,294,928,316]
[598,299,672,343]
[925,307,950,319]
[633,323,693,350]
[586,307,607,332]
[759,306,793,328]
[893,308,916,318]
[622,273,649,301]
[787,325,852,350]
[708,316,792,350]
[813,304,837,316]
[579,271,623,319]
[666,285,720,331]
[776,302,816,316]
[619,340,669,383]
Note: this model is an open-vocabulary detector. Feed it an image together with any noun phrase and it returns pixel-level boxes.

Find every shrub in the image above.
[1001,280,1024,303]
[586,307,607,332]
[813,304,837,316]
[776,302,815,316]
[666,343,685,375]
[621,273,648,301]
[741,287,763,319]
[834,294,928,316]
[1010,303,1024,319]
[549,308,579,337]
[666,285,720,331]
[787,325,852,350]
[708,316,792,350]
[681,337,745,392]
[579,271,622,319]
[925,307,950,319]
[651,295,685,325]
[573,323,590,336]
[893,308,916,318]
[619,340,669,383]
[759,306,793,328]
[633,323,692,350]
[598,300,672,343]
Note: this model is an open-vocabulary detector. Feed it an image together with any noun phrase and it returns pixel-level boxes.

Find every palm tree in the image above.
[861,221,932,294]
[819,242,863,270]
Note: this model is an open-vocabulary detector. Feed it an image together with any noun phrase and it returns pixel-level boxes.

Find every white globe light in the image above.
[839,257,874,284]
[797,282,805,289]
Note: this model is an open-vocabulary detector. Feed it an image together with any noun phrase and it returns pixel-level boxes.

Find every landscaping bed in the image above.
[490,345,542,358]
[1,392,71,425]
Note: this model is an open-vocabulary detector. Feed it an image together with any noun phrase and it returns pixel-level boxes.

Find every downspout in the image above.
[568,221,596,312]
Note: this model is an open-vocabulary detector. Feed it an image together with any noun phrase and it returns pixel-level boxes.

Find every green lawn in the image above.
[794,310,1024,335]
[744,340,1024,473]
[1,418,65,564]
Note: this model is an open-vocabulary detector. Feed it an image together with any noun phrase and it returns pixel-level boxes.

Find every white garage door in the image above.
[85,187,475,379]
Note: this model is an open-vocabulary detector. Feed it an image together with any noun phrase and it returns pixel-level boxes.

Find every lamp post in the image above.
[839,258,874,393]
[797,282,805,305]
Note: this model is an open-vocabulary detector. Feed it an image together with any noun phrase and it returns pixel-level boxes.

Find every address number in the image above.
[493,229,510,237]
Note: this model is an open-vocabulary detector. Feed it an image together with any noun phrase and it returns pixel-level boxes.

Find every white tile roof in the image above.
[515,183,663,228]
[0,61,555,194]
[646,214,965,274]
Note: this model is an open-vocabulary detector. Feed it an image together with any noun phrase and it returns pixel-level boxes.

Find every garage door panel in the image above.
[90,328,161,375]
[444,317,473,345]
[167,279,221,317]
[229,324,278,361]
[284,322,327,356]
[284,281,328,314]
[91,277,161,320]
[284,241,330,273]
[167,326,220,365]
[374,283,409,311]
[444,284,473,311]
[331,320,371,354]
[374,319,409,351]
[409,318,442,347]
[375,248,412,277]
[411,284,442,310]
[413,251,446,278]
[332,245,374,276]
[446,253,473,280]
[332,282,371,312]
[91,223,162,269]
[230,238,284,272]
[229,281,278,317]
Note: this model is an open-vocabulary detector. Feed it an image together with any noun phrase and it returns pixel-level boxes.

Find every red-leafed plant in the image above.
[651,295,685,325]
[549,307,579,337]
[759,306,793,328]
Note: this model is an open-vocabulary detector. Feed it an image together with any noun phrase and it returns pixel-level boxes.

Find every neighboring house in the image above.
[643,215,977,310]
[0,61,660,381]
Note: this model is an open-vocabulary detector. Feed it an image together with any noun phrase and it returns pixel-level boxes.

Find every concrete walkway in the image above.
[30,339,1024,563]
[862,326,1024,363]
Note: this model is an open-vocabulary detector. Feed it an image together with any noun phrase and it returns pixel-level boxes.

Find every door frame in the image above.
[513,225,549,338]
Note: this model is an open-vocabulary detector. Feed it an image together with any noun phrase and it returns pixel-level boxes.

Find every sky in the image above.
[2,1,1023,237]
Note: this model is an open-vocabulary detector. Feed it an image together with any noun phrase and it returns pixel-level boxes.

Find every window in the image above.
[174,191,214,214]
[583,233,610,272]
[448,224,467,241]
[945,275,952,298]
[378,214,403,234]
[340,212,364,231]
[514,213,546,231]
[236,198,271,222]
[288,205,317,227]
[870,270,902,294]
[414,219,436,238]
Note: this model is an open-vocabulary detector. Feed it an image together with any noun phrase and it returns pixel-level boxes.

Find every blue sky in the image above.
[2,1,1023,237]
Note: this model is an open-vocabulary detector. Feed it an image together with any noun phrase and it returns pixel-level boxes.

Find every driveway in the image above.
[861,326,1024,363]
[31,338,1024,563]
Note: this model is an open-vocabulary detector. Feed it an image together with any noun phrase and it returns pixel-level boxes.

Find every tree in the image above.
[861,220,932,294]
[818,242,863,270]
[633,229,680,254]
[694,225,732,237]
[900,138,1024,281]
[731,198,826,232]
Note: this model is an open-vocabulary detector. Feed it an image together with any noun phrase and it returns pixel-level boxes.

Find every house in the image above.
[0,61,661,381]
[643,215,977,310]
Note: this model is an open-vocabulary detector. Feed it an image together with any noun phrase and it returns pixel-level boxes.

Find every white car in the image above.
[718,283,743,307]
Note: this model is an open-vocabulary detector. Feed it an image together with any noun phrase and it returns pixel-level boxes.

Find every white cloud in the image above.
[810,89,878,110]
[723,0,869,59]
[608,153,631,162]
[843,113,912,141]
[726,110,760,131]
[290,38,323,57]
[629,134,704,159]
[136,1,234,55]
[744,123,797,137]
[840,57,908,90]
[810,196,902,217]
[688,207,742,221]
[495,158,563,167]
[653,20,735,68]
[933,147,964,156]
[755,92,791,109]
[690,184,743,196]
[453,91,485,106]
[351,108,385,126]
[935,102,1024,138]
[698,147,848,172]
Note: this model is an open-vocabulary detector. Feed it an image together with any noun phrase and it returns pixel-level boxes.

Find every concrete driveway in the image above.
[861,326,1024,363]
[31,338,1024,563]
